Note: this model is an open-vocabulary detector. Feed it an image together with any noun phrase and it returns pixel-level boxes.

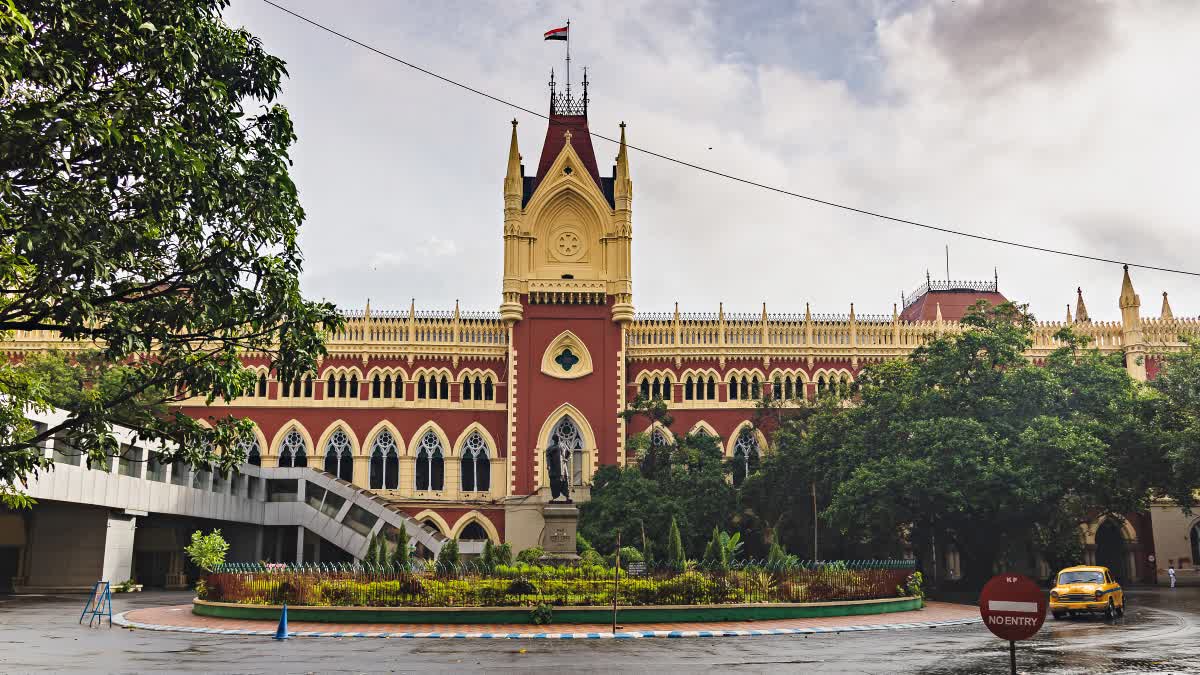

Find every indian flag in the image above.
[544,25,568,41]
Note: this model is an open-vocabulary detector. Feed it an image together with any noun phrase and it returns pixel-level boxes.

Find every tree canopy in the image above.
[746,303,1168,584]
[0,0,340,506]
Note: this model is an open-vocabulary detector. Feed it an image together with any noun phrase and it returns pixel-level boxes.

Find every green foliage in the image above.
[579,548,605,567]
[1147,338,1200,509]
[192,579,206,599]
[576,532,592,554]
[747,302,1166,584]
[666,517,685,571]
[391,527,412,571]
[185,529,228,573]
[495,542,513,566]
[607,546,643,568]
[515,546,544,564]
[530,602,554,625]
[897,571,925,600]
[364,535,380,567]
[702,526,727,570]
[436,539,460,571]
[0,0,342,508]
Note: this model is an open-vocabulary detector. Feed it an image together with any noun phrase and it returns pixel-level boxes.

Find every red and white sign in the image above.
[979,574,1047,641]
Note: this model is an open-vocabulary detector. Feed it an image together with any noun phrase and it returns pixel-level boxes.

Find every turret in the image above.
[500,119,524,323]
[609,122,634,324]
[1119,265,1146,381]
[1075,287,1090,323]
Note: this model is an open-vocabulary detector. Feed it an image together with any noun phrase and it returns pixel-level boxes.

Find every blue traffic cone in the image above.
[274,602,289,640]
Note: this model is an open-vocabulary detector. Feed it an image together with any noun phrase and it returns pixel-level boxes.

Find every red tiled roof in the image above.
[531,114,603,195]
[900,290,1008,322]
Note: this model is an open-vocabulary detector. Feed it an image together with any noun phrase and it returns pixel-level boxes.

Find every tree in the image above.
[0,0,341,507]
[185,529,228,573]
[364,534,380,567]
[435,539,460,571]
[1146,338,1200,509]
[760,302,1160,586]
[390,526,412,571]
[666,517,685,571]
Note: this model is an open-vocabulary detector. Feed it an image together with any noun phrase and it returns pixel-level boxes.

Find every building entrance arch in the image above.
[1095,520,1130,583]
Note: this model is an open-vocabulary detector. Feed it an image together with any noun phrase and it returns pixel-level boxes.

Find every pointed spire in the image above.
[804,302,812,322]
[761,302,768,321]
[673,301,680,321]
[1066,304,1073,323]
[408,298,416,319]
[453,299,460,320]
[1161,292,1174,320]
[718,302,725,322]
[892,303,899,322]
[504,119,522,197]
[849,303,856,321]
[1120,265,1140,309]
[935,302,943,322]
[364,298,371,321]
[1075,287,1090,323]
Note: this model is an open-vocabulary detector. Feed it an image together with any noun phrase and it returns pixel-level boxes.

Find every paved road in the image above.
[1,588,1198,673]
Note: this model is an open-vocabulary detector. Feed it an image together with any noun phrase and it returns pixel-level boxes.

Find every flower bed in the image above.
[202,561,917,608]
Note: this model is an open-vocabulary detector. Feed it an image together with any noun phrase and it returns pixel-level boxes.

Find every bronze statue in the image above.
[545,438,572,502]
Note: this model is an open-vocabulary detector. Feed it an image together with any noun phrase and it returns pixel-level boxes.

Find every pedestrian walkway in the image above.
[116,601,980,639]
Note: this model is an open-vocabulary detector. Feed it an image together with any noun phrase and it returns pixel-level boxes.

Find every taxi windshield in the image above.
[1058,571,1104,585]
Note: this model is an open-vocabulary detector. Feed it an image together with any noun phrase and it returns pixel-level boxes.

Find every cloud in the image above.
[224,0,1200,322]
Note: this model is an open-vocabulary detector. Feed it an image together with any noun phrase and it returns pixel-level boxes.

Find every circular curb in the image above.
[113,611,981,639]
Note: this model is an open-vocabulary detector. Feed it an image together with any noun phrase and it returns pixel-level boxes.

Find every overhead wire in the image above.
[258,0,1200,278]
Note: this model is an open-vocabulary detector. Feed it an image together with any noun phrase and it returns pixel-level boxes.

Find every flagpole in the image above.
[565,18,571,96]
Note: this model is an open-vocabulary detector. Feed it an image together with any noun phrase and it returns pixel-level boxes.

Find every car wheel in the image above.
[1104,600,1115,620]
[1052,612,1065,620]
[1116,602,1125,617]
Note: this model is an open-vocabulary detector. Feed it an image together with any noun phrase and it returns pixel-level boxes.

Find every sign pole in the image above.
[979,574,1045,675]
[612,531,620,635]
[1009,640,1016,675]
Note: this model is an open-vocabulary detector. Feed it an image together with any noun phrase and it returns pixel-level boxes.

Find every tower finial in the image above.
[1161,291,1174,320]
[1075,287,1090,323]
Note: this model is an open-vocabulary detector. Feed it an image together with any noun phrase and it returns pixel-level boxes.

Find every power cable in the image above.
[258,0,1200,278]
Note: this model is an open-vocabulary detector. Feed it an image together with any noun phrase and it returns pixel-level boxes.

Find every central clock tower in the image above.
[500,76,633,547]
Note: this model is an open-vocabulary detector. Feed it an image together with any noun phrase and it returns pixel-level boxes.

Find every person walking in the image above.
[1168,566,1176,588]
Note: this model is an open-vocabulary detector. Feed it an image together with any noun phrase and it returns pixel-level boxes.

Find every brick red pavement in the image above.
[123,601,977,636]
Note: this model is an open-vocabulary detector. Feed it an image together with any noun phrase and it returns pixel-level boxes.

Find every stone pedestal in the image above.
[539,503,580,564]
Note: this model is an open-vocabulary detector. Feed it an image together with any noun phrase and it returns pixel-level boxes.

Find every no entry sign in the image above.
[979,574,1047,641]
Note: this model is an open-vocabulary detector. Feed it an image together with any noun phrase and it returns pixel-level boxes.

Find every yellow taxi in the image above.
[1049,565,1124,619]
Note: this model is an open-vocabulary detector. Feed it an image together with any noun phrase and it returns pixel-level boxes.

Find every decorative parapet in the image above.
[626,309,1200,364]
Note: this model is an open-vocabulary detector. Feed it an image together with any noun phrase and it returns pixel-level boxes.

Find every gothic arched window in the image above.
[552,416,587,486]
[372,375,381,398]
[383,374,394,398]
[256,373,267,397]
[639,379,650,399]
[438,375,449,400]
[278,428,307,468]
[303,376,312,398]
[348,375,358,398]
[706,376,716,400]
[462,376,472,400]
[460,521,489,541]
[417,376,427,399]
[732,427,761,487]
[415,430,444,491]
[369,429,399,489]
[240,437,261,466]
[483,378,494,401]
[685,376,695,401]
[324,429,353,480]
[460,430,490,492]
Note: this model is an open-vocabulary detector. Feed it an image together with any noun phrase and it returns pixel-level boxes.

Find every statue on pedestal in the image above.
[545,438,572,503]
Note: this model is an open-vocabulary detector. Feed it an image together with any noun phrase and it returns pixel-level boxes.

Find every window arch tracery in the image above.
[415,430,445,491]
[323,428,354,480]
[240,437,261,466]
[278,428,308,468]
[459,431,491,492]
[552,416,586,486]
[732,427,761,487]
[369,429,399,489]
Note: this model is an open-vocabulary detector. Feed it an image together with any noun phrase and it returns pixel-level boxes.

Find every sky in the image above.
[223,0,1200,322]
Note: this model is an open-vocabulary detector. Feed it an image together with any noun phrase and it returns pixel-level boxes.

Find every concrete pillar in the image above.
[101,513,137,583]
[254,527,264,562]
[295,526,304,564]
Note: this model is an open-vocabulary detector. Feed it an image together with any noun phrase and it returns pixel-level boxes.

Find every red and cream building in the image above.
[149,80,1200,578]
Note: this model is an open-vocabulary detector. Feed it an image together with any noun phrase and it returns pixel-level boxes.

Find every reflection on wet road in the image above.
[1,588,1198,673]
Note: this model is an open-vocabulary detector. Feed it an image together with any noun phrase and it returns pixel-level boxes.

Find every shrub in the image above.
[495,542,513,565]
[506,578,539,597]
[666,518,685,571]
[607,546,643,569]
[576,533,593,554]
[193,579,208,600]
[436,539,460,572]
[185,529,228,573]
[898,571,925,600]
[516,546,545,564]
[579,549,605,567]
[530,602,554,625]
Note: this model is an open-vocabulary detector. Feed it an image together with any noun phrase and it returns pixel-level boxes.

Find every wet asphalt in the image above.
[0,588,1198,673]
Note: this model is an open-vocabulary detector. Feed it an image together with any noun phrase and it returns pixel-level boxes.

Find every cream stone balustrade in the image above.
[1142,316,1200,348]
[325,305,508,365]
